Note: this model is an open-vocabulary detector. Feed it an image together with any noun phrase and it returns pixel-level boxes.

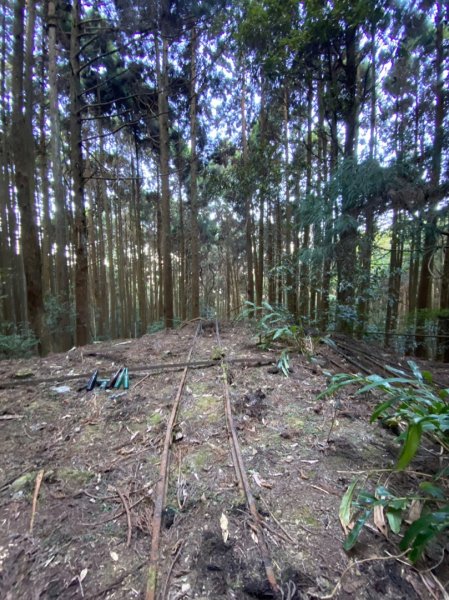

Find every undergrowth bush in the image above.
[0,329,37,358]
[320,361,449,562]
[240,301,314,375]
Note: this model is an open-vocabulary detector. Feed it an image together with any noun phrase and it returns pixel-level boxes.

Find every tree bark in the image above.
[335,24,359,334]
[190,26,200,320]
[134,143,147,334]
[70,0,89,346]
[241,66,254,306]
[48,0,72,349]
[155,31,173,327]
[11,0,46,354]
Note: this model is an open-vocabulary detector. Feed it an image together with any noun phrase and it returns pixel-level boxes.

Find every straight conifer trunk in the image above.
[48,0,71,350]
[11,0,46,354]
[155,30,174,328]
[190,27,200,319]
[70,0,89,345]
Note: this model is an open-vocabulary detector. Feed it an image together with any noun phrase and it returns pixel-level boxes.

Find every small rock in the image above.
[51,385,71,394]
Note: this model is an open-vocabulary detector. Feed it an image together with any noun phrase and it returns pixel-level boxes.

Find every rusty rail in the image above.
[145,324,201,600]
[145,319,279,599]
[214,320,280,596]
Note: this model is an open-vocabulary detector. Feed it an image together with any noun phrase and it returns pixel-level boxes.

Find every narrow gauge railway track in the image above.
[330,336,447,388]
[145,320,281,600]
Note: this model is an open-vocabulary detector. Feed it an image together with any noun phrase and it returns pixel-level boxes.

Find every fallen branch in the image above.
[116,487,132,547]
[29,469,45,533]
[0,358,273,389]
[0,414,24,420]
[161,540,184,600]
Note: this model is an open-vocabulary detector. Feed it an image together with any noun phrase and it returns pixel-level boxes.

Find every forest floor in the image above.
[0,322,448,600]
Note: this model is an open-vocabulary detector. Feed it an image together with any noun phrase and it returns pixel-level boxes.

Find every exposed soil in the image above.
[0,323,447,599]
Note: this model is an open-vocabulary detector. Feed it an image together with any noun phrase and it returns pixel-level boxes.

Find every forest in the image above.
[1,2,449,598]
[0,0,448,358]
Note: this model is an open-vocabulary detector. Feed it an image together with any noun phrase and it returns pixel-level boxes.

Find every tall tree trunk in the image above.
[437,235,449,362]
[335,24,359,334]
[369,22,377,160]
[134,144,147,334]
[0,2,16,325]
[155,32,173,327]
[70,0,89,345]
[408,227,420,318]
[434,4,448,361]
[241,66,254,306]
[190,26,200,320]
[284,86,296,316]
[355,209,374,337]
[267,200,275,304]
[39,38,53,306]
[415,219,436,358]
[255,78,266,308]
[48,0,71,349]
[416,5,445,359]
[299,79,313,322]
[11,0,46,354]
[177,171,186,321]
[385,210,403,347]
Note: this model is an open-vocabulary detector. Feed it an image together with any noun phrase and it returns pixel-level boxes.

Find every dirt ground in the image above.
[0,323,447,599]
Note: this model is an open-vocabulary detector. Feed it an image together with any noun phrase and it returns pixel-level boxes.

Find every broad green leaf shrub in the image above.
[320,361,449,562]
[240,301,307,351]
[240,301,314,375]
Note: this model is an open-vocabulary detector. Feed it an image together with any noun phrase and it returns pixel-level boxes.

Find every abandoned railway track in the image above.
[1,321,439,600]
[144,319,281,600]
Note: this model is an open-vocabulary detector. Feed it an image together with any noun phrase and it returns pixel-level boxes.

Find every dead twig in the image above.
[29,469,45,533]
[0,414,24,420]
[259,497,296,544]
[116,487,133,547]
[81,495,146,527]
[161,540,185,600]
[177,449,187,510]
[318,551,409,599]
[133,373,151,389]
[85,560,146,599]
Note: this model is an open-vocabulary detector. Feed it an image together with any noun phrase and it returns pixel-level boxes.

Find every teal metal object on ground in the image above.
[114,368,125,389]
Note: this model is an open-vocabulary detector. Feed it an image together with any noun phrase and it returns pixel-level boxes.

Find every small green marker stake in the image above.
[114,368,125,389]
[123,368,129,390]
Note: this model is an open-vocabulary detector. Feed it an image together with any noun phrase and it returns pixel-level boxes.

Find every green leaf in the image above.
[343,509,372,551]
[384,365,407,376]
[421,371,433,384]
[272,328,284,340]
[407,361,423,382]
[400,508,449,562]
[339,480,358,528]
[396,422,422,470]
[386,508,402,534]
[419,482,446,500]
[370,399,395,422]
